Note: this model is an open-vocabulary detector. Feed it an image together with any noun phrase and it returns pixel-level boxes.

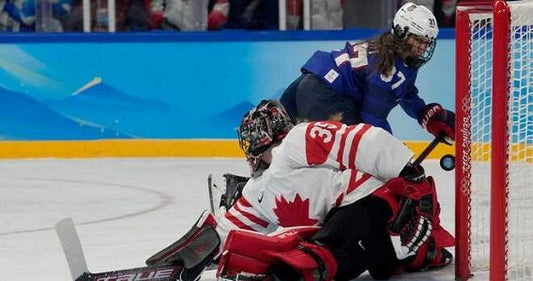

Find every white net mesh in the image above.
[466,1,533,279]
[507,3,533,278]
[468,11,493,273]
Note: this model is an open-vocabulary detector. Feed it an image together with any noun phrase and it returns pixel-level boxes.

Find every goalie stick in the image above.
[412,135,443,167]
[207,174,215,214]
[55,218,183,281]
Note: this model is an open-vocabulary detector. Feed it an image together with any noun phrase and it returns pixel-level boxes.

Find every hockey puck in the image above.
[440,154,455,171]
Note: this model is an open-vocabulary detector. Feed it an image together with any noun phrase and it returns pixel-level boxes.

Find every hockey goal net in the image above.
[455,1,533,280]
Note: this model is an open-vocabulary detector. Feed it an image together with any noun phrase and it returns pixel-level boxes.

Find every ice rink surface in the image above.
[0,157,461,280]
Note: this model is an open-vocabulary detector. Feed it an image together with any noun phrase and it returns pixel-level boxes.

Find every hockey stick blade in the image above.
[76,265,183,281]
[55,218,183,281]
[55,218,90,280]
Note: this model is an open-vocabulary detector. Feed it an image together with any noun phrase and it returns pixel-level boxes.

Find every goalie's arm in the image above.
[283,122,414,183]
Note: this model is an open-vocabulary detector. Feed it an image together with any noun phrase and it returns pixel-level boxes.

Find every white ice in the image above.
[0,158,464,280]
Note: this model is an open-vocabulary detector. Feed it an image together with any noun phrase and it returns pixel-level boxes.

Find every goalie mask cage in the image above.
[455,1,533,281]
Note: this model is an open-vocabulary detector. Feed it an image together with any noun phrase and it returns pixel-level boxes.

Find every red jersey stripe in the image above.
[348,124,372,169]
[347,172,372,194]
[336,125,356,171]
[233,199,270,228]
[335,193,344,207]
[238,196,252,208]
[224,211,255,231]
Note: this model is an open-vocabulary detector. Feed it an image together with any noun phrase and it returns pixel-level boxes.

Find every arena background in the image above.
[0,29,455,158]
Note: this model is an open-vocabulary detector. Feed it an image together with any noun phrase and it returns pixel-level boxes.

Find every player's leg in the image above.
[312,196,400,281]
[364,195,404,279]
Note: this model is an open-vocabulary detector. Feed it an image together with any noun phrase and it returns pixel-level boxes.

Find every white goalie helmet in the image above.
[392,2,439,68]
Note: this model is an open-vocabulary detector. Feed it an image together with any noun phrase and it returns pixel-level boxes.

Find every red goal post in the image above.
[455,1,533,281]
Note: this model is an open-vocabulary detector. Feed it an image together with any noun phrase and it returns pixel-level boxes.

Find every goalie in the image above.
[145,99,454,281]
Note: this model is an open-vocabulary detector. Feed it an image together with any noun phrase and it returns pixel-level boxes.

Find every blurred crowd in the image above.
[0,0,458,32]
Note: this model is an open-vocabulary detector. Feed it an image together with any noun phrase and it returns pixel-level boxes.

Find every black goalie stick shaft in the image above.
[412,136,443,167]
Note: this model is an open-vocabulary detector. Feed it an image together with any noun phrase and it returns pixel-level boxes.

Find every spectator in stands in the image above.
[343,0,396,29]
[0,0,35,31]
[150,0,210,31]
[434,0,457,27]
[49,0,74,32]
[119,0,149,31]
[280,2,455,143]
[399,0,457,27]
[62,0,81,31]
[208,0,278,30]
[310,0,343,29]
[66,0,148,32]
[343,0,457,29]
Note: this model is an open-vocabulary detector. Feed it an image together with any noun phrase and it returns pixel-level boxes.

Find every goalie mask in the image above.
[392,2,438,68]
[238,99,294,174]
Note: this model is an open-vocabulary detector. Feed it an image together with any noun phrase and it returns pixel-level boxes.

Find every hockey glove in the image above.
[418,103,455,145]
[403,236,453,272]
[390,198,433,259]
[146,211,220,281]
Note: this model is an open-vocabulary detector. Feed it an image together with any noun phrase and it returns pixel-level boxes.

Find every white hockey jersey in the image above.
[215,121,414,244]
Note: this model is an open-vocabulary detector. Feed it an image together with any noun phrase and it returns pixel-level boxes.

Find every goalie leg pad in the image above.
[218,243,336,281]
[271,242,337,281]
[146,210,220,269]
[217,226,325,280]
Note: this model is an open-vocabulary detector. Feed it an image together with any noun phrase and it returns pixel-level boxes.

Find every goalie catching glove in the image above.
[374,162,455,271]
[384,167,435,255]
[389,197,432,259]
[418,103,455,145]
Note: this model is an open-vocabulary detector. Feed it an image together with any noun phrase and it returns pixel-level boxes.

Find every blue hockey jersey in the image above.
[301,41,426,134]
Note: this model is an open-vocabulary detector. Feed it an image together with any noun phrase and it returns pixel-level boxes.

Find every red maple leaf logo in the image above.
[273,194,319,227]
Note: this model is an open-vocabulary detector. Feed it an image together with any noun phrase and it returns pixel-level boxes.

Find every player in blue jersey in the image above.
[280,2,455,144]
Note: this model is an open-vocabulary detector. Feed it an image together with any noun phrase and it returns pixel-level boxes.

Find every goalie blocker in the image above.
[145,210,221,281]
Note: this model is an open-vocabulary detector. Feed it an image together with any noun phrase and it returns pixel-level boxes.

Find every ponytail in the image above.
[368,32,409,76]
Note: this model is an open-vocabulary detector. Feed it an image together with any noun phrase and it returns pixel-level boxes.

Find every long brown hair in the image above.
[367,32,410,76]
